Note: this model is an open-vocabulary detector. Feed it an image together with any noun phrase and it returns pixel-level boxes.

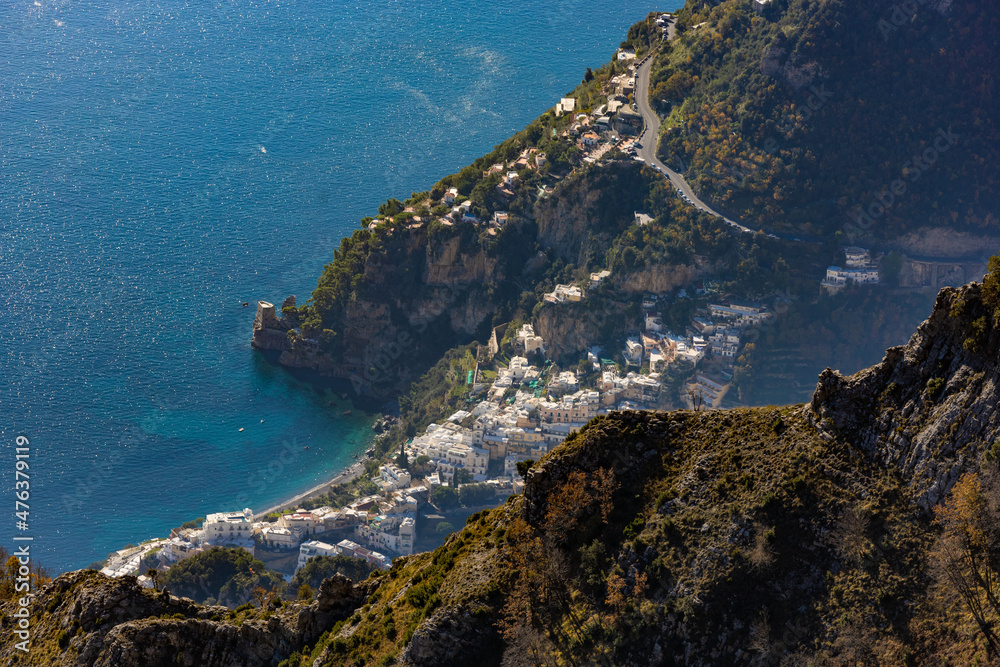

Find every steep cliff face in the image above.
[255,225,504,396]
[534,162,655,266]
[533,298,639,361]
[615,254,717,294]
[809,282,1000,509]
[252,159,705,397]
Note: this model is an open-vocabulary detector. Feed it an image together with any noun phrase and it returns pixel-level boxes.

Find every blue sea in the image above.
[0,0,678,573]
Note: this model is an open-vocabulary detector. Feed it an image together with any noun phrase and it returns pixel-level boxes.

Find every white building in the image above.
[844,246,872,268]
[555,97,577,116]
[708,303,772,328]
[377,464,412,493]
[336,538,391,570]
[624,338,644,366]
[261,525,298,550]
[822,265,880,292]
[203,509,254,545]
[161,537,202,564]
[547,370,580,396]
[544,284,584,304]
[297,540,339,571]
[590,270,611,287]
[516,324,546,356]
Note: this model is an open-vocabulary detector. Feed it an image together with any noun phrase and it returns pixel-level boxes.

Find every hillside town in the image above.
[100,279,773,588]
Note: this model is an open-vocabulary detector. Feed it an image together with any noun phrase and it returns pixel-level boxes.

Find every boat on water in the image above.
[304,446,310,450]
[343,410,351,416]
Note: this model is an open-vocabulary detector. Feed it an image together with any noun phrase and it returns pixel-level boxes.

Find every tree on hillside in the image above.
[0,549,49,602]
[378,198,404,217]
[930,470,1000,655]
[459,482,495,507]
[980,252,1000,323]
[453,468,474,487]
[432,485,460,510]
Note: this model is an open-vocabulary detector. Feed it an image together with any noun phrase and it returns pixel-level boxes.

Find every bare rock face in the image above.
[616,259,712,295]
[808,283,1000,509]
[396,607,497,667]
[0,570,369,667]
[533,299,639,361]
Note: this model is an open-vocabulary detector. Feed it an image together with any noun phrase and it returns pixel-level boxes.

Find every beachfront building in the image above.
[261,525,298,550]
[161,537,203,564]
[203,509,254,546]
[279,511,320,539]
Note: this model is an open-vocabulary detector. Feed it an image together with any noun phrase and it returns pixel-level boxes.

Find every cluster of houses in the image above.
[360,31,679,251]
[109,282,776,588]
[403,288,775,487]
[821,247,880,294]
[100,509,259,583]
[102,483,443,585]
[404,320,674,490]
[296,538,391,572]
[625,294,773,409]
[364,146,554,240]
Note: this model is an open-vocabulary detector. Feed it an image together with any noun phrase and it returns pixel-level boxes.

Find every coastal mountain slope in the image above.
[254,155,808,398]
[11,277,1000,665]
[655,0,999,239]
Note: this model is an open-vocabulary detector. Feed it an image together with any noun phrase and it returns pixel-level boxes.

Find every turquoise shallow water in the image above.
[0,0,679,572]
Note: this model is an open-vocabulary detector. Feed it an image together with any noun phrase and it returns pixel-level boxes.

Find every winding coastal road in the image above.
[632,18,766,237]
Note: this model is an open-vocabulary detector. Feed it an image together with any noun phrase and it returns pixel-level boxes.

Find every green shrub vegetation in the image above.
[159,547,284,608]
[652,0,998,236]
[287,555,376,597]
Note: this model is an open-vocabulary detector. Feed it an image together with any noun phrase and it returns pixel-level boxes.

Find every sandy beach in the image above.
[258,455,372,516]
